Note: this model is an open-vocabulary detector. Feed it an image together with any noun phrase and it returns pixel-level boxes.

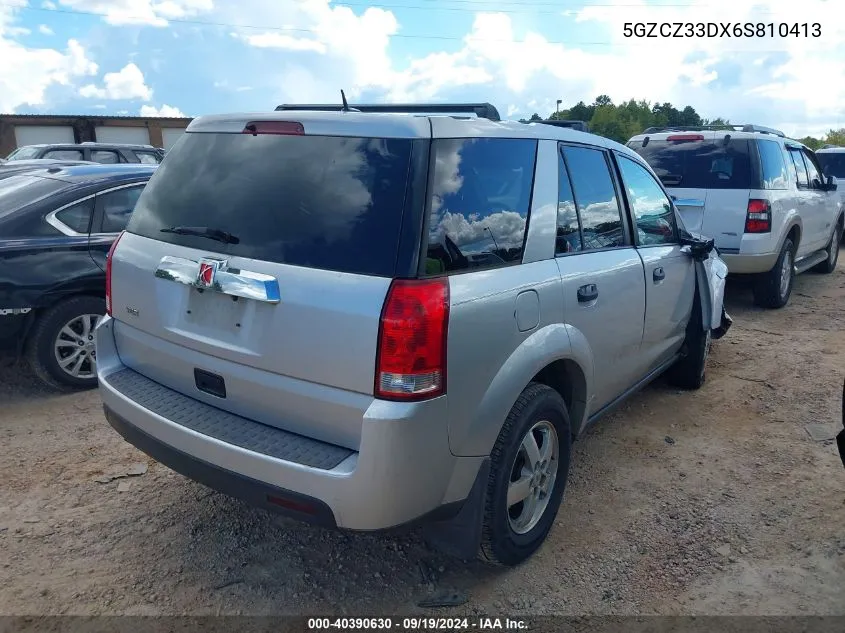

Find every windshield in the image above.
[6,147,41,161]
[628,138,758,189]
[127,132,415,277]
[817,152,845,179]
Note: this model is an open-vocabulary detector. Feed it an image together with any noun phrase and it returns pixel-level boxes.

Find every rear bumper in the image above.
[95,315,485,531]
[720,252,779,275]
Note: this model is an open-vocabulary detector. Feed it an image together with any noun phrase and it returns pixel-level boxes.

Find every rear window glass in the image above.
[629,138,758,189]
[757,139,789,190]
[127,133,414,277]
[423,138,536,275]
[0,175,65,220]
[817,152,845,178]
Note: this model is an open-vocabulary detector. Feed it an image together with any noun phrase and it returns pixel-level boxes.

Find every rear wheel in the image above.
[813,223,841,274]
[479,383,572,566]
[25,296,105,390]
[753,237,795,309]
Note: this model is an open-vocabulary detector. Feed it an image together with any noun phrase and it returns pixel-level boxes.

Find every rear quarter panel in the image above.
[0,236,103,309]
[445,259,593,456]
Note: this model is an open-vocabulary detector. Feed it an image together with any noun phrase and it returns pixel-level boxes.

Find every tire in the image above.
[812,223,841,274]
[25,296,106,391]
[666,289,711,390]
[479,383,572,566]
[753,237,795,309]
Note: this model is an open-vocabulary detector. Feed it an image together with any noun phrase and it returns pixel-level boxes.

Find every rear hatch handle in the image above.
[154,255,281,303]
[673,198,705,208]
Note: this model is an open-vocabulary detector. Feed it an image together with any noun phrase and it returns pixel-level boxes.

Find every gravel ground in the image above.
[1,263,844,617]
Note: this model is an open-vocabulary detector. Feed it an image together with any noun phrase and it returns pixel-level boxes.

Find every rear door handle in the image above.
[653,267,666,282]
[577,283,598,303]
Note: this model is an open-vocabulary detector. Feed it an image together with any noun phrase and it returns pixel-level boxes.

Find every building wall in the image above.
[0,114,192,157]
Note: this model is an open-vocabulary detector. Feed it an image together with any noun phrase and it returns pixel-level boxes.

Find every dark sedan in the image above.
[0,164,156,389]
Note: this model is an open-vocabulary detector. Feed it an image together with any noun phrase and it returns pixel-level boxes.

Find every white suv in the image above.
[817,145,845,243]
[627,125,843,308]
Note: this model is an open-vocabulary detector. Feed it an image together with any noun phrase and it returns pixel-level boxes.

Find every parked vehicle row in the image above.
[6,142,165,165]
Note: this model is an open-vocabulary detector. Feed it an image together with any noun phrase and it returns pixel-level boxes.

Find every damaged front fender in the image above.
[691,242,732,340]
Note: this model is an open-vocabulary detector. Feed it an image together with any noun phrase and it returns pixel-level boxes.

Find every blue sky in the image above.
[1,0,842,137]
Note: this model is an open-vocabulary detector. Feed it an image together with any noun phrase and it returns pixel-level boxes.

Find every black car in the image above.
[0,158,95,180]
[0,164,156,389]
[6,142,165,165]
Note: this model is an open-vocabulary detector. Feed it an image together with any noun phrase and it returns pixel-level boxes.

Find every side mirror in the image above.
[680,233,715,261]
[827,175,838,191]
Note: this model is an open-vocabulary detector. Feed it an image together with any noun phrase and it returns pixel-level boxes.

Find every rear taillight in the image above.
[105,230,125,316]
[375,278,449,401]
[745,199,771,233]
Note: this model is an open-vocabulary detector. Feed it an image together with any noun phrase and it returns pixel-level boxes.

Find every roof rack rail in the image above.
[534,119,590,132]
[821,144,842,150]
[641,124,785,137]
[274,102,501,121]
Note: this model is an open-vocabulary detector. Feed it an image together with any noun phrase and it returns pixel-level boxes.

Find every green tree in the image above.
[537,97,718,143]
[799,136,823,150]
[824,128,845,146]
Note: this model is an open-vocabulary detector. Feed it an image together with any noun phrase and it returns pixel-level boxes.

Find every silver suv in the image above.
[627,125,843,309]
[96,103,730,566]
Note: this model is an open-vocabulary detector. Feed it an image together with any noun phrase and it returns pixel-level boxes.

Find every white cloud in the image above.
[42,1,57,8]
[79,62,152,100]
[56,0,213,27]
[235,31,326,53]
[140,103,186,117]
[38,24,54,35]
[0,2,99,112]
[219,0,843,137]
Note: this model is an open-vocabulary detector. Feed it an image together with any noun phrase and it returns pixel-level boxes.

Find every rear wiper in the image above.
[160,226,240,245]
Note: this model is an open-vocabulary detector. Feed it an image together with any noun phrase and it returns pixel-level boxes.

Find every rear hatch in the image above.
[108,115,429,450]
[628,132,759,250]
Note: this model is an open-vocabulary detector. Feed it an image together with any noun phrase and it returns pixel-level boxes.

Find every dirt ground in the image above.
[1,262,843,617]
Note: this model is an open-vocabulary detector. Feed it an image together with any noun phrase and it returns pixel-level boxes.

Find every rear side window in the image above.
[757,140,789,190]
[787,148,809,187]
[44,149,83,161]
[817,152,845,178]
[561,145,626,250]
[424,138,536,274]
[134,151,160,164]
[128,133,415,277]
[630,138,757,189]
[55,199,94,234]
[91,150,120,164]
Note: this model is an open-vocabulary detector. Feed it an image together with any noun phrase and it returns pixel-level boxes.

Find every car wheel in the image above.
[753,237,795,309]
[25,296,106,391]
[667,289,711,390]
[813,223,841,274]
[479,382,572,566]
